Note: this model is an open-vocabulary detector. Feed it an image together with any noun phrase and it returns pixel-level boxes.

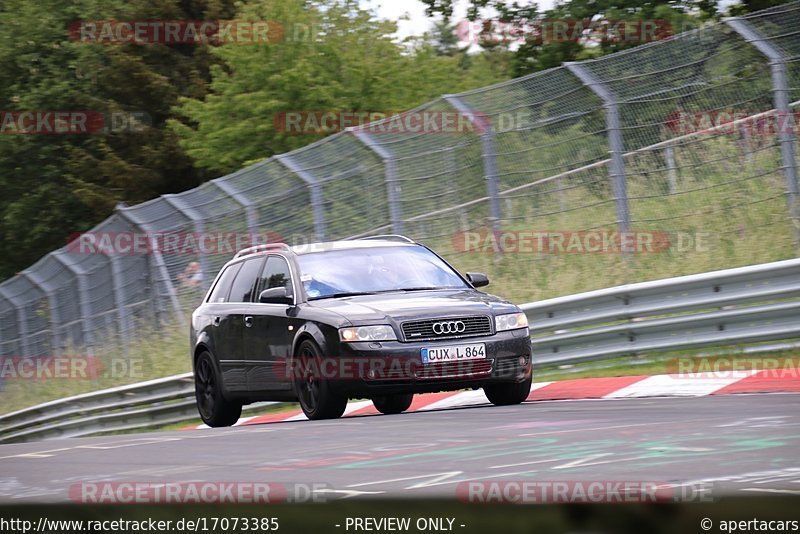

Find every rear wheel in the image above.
[293,339,348,420]
[194,351,242,427]
[484,375,532,406]
[372,393,414,415]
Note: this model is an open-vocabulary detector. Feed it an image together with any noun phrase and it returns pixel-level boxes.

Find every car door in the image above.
[243,254,296,392]
[219,256,266,392]
[202,261,241,389]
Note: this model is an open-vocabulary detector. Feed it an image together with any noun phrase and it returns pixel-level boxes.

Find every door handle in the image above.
[244,316,254,328]
[212,316,221,327]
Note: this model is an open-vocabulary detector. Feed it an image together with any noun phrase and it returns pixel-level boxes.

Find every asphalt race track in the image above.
[1,394,799,503]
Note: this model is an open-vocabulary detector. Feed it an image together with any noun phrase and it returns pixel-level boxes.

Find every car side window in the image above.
[228,257,265,303]
[258,256,294,298]
[206,262,241,303]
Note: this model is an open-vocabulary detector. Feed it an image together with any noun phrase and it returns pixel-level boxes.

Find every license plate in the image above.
[421,343,486,363]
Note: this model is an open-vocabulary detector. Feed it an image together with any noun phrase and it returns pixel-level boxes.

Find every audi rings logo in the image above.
[432,320,466,335]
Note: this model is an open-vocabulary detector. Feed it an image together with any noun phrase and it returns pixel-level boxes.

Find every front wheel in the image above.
[293,340,348,420]
[372,393,414,415]
[194,351,242,427]
[484,375,532,406]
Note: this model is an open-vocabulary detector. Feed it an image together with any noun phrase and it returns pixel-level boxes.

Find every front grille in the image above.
[415,359,493,379]
[401,315,492,341]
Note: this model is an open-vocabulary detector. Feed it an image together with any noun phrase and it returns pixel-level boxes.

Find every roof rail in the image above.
[355,235,416,243]
[234,243,293,259]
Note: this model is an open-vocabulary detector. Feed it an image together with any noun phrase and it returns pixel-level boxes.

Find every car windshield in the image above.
[297,245,469,300]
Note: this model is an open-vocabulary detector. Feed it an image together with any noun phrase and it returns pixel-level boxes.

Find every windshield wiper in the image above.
[397,287,442,292]
[308,291,378,300]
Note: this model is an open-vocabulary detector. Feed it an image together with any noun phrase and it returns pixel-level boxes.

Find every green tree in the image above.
[421,0,707,76]
[728,0,791,15]
[0,0,234,280]
[171,0,509,175]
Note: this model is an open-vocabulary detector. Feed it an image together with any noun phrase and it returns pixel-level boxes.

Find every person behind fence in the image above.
[178,261,203,289]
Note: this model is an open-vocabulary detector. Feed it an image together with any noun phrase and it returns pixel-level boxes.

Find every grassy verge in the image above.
[0,322,190,415]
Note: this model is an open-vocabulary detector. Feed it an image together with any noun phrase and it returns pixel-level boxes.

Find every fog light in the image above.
[367,369,376,379]
[518,356,527,366]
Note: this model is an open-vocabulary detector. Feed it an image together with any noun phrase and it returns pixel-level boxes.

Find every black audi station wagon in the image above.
[191,236,532,426]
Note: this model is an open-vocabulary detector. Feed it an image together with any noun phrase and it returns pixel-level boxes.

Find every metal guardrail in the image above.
[0,373,279,444]
[2,258,799,443]
[522,258,800,365]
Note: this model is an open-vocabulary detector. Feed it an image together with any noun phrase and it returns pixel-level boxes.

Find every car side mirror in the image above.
[259,287,293,304]
[466,272,489,288]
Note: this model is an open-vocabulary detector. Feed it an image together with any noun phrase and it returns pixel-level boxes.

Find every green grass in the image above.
[422,135,797,303]
[0,322,191,415]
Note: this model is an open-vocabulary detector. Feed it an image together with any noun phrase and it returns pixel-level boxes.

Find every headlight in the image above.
[495,312,528,332]
[339,325,396,342]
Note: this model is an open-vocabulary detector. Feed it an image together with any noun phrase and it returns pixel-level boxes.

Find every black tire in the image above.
[293,339,348,420]
[484,375,532,406]
[194,351,242,427]
[372,393,414,415]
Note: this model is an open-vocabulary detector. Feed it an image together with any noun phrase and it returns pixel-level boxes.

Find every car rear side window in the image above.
[206,262,241,303]
[258,255,294,297]
[228,257,265,303]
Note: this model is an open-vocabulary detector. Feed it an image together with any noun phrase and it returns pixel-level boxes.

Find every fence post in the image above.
[443,94,503,235]
[211,178,258,235]
[726,17,800,247]
[565,63,632,243]
[665,145,678,194]
[162,194,212,291]
[0,286,31,358]
[22,269,62,358]
[350,129,404,235]
[103,248,133,352]
[275,154,327,241]
[444,148,468,230]
[51,252,95,357]
[116,205,186,327]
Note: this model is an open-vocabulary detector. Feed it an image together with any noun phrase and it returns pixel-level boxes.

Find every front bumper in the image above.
[326,328,532,397]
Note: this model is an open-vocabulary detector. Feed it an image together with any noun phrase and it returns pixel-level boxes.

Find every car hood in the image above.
[307,289,519,323]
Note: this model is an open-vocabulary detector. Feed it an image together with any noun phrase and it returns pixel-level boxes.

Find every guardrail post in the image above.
[444,94,502,235]
[565,63,632,242]
[0,286,31,358]
[274,154,327,241]
[116,205,186,327]
[22,269,62,358]
[211,177,258,235]
[51,251,95,357]
[350,129,404,235]
[726,17,800,247]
